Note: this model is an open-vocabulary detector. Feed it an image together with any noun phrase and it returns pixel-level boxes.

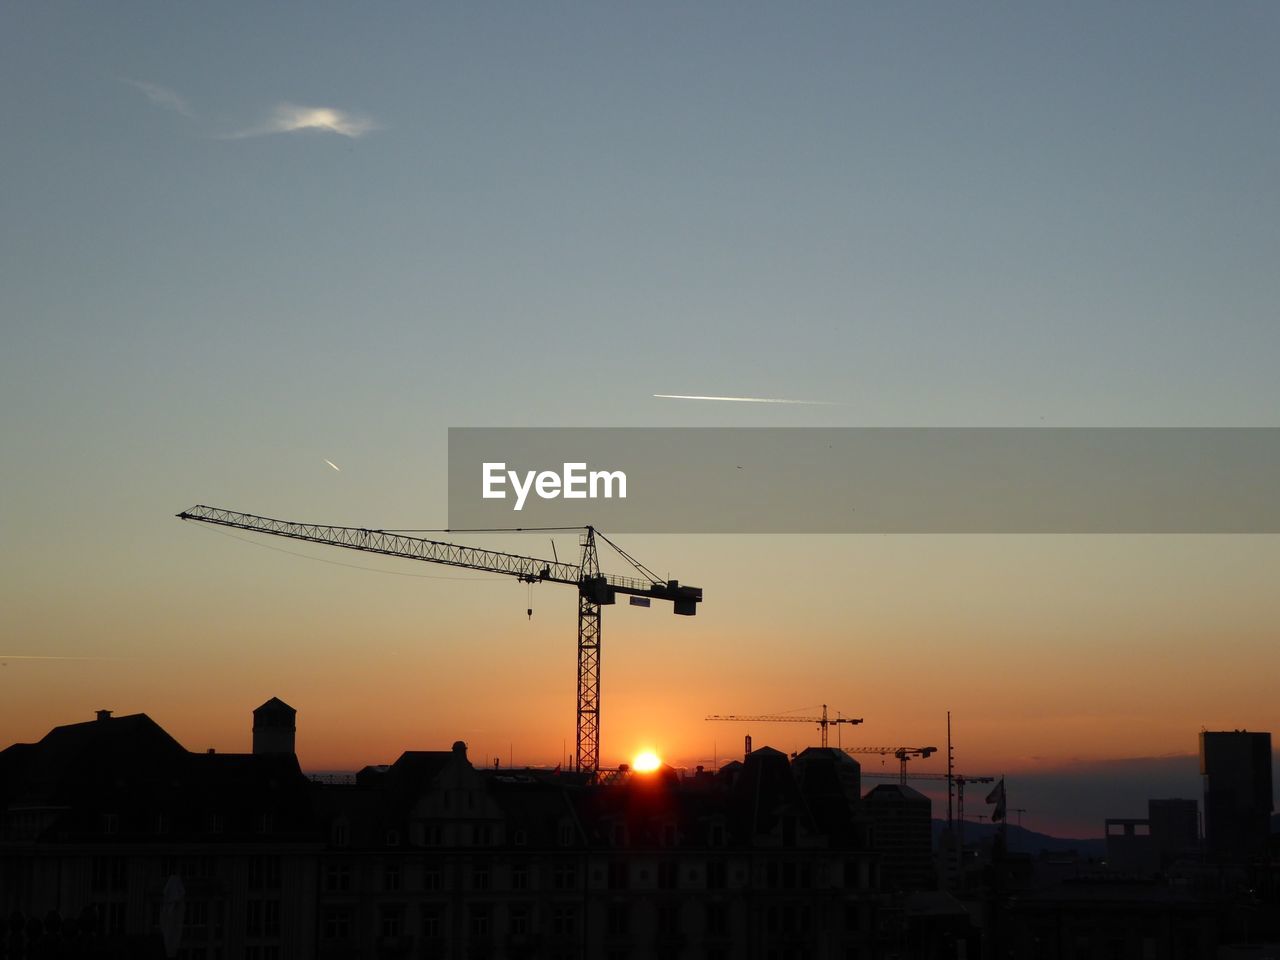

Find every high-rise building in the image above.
[1200,730,1273,861]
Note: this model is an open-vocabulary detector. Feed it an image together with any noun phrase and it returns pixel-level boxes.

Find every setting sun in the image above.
[632,750,662,773]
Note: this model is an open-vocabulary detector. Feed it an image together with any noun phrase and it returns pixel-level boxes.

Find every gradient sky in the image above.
[2,3,1278,837]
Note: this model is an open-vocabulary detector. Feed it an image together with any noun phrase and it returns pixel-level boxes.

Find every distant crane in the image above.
[705,705,863,748]
[843,746,938,784]
[177,505,702,775]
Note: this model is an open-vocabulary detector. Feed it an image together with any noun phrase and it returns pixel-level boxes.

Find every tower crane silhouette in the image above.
[177,505,701,774]
[843,745,939,784]
[705,705,862,748]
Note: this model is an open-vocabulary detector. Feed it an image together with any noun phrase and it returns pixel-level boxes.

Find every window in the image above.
[248,856,281,890]
[558,821,576,846]
[782,861,797,889]
[468,903,491,937]
[706,859,727,890]
[707,902,727,937]
[423,867,442,891]
[163,856,214,881]
[513,828,528,846]
[553,863,577,890]
[322,907,351,941]
[663,823,677,846]
[263,900,280,938]
[245,900,280,938]
[844,902,860,932]
[425,824,443,846]
[246,900,262,937]
[91,857,126,892]
[103,813,119,835]
[184,900,209,939]
[98,902,126,936]
[386,828,401,846]
[421,904,443,938]
[509,904,530,936]
[379,904,405,938]
[607,902,629,937]
[384,863,402,892]
[607,861,628,890]
[551,906,577,937]
[512,865,529,890]
[658,861,678,890]
[331,821,349,847]
[472,865,490,891]
[658,903,679,936]
[473,823,492,846]
[843,860,859,889]
[323,864,351,893]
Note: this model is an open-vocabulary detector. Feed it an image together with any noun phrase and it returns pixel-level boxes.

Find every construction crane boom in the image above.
[843,745,939,784]
[705,704,862,748]
[177,505,702,774]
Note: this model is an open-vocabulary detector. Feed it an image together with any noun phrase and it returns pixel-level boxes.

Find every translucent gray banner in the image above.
[448,428,1280,533]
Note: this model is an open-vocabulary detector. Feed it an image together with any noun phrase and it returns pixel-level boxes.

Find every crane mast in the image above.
[177,505,701,774]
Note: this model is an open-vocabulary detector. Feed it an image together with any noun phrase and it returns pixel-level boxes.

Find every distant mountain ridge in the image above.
[931,820,1107,858]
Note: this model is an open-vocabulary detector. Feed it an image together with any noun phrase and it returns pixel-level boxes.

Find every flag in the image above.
[629,596,651,607]
[985,777,1006,823]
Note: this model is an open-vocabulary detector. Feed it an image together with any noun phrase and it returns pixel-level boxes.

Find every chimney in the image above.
[96,709,112,722]
[745,734,753,760]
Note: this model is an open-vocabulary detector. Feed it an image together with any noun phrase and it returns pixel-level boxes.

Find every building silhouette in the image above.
[1104,798,1199,876]
[1,704,898,959]
[253,698,297,757]
[4,706,1277,959]
[1200,730,1274,862]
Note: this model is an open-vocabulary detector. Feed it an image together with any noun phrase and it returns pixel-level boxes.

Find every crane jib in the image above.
[176,505,701,615]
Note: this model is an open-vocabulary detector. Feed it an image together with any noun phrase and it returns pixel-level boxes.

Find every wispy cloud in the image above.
[224,104,376,140]
[653,394,841,405]
[122,79,192,117]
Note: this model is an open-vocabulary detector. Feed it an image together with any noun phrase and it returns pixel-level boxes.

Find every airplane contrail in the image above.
[324,459,341,472]
[0,660,120,665]
[653,394,839,405]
